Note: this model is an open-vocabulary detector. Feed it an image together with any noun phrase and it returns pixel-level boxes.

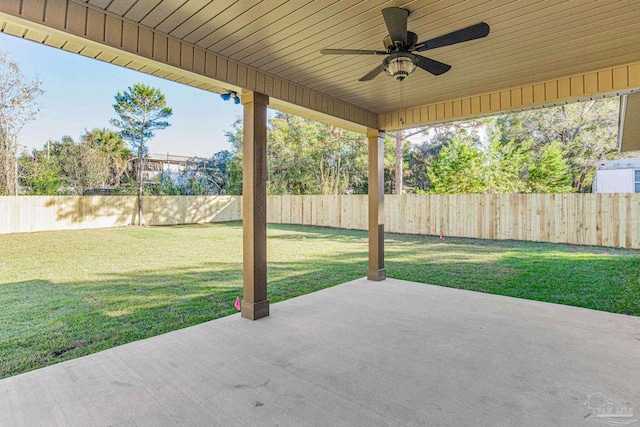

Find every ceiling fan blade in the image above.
[320,49,387,55]
[381,8,409,46]
[359,63,387,81]
[414,22,490,52]
[413,54,451,76]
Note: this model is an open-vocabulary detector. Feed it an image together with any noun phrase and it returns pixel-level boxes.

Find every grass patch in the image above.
[1,222,639,378]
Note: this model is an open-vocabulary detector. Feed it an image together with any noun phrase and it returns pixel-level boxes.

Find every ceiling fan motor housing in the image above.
[383,32,419,51]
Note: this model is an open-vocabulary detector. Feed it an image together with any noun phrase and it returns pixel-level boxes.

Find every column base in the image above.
[367,268,386,281]
[241,299,270,320]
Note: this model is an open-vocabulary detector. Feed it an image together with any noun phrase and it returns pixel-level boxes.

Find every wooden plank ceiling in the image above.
[82,0,640,115]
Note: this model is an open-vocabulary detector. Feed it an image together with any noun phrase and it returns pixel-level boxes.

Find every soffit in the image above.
[84,0,640,114]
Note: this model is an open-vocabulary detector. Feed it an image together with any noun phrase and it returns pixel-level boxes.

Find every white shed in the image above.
[593,158,640,193]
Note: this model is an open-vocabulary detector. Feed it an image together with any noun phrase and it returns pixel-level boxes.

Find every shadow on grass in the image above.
[0,266,242,379]
[268,224,367,241]
[2,223,639,379]
[0,253,367,379]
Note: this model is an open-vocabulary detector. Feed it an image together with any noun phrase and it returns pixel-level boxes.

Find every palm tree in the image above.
[82,128,131,186]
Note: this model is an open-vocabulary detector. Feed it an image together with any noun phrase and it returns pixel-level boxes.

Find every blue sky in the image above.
[1,33,242,158]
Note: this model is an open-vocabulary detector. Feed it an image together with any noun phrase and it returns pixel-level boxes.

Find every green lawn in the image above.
[1,222,639,379]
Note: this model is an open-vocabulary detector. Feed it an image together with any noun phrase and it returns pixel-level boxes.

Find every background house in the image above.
[132,152,207,183]
[131,152,228,195]
[593,158,640,193]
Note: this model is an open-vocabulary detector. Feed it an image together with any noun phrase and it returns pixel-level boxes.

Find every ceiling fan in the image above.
[320,8,490,82]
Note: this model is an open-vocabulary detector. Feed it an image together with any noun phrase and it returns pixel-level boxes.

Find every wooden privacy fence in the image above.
[1,194,639,249]
[267,194,640,249]
[0,196,241,234]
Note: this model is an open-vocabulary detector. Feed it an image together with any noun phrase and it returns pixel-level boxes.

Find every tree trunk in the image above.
[1,137,8,195]
[1,136,17,196]
[137,148,143,226]
[395,130,404,194]
[13,138,18,194]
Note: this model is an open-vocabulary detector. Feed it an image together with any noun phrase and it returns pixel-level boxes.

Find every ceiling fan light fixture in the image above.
[384,53,417,81]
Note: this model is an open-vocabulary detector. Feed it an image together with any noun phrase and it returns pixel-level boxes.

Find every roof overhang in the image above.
[2,0,640,133]
[618,93,640,153]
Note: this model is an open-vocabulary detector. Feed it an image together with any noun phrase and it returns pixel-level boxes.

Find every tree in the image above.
[224,112,371,196]
[392,128,429,194]
[81,128,131,186]
[210,150,232,193]
[72,140,111,193]
[46,136,75,193]
[393,130,405,194]
[110,83,172,225]
[528,141,573,193]
[491,98,620,192]
[48,136,111,194]
[427,136,486,194]
[267,111,320,194]
[406,124,484,193]
[220,99,615,196]
[19,149,61,195]
[153,171,182,195]
[180,150,233,195]
[0,50,44,195]
[406,141,440,192]
[18,135,117,195]
[224,117,244,195]
[482,134,531,194]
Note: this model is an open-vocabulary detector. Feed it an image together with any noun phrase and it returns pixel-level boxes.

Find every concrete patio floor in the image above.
[1,278,639,426]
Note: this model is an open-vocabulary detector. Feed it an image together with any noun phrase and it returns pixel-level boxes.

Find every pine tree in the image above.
[528,142,573,193]
[428,136,486,194]
[110,83,172,225]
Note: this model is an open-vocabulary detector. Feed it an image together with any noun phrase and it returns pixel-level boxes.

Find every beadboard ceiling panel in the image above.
[5,0,640,130]
[80,0,640,114]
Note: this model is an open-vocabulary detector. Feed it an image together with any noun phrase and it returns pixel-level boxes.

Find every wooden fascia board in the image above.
[380,62,640,131]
